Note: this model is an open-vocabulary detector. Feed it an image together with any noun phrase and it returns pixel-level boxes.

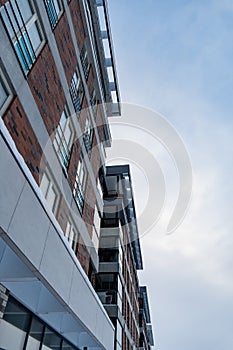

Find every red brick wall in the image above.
[2,97,44,184]
[28,44,66,138]
[54,13,77,86]
[69,0,86,50]
[77,236,90,274]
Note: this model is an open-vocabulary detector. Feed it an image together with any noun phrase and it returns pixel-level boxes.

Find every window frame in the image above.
[70,68,84,113]
[40,168,60,215]
[65,218,79,253]
[0,66,13,116]
[53,106,75,170]
[44,0,63,30]
[0,0,45,74]
[83,114,93,156]
[80,45,90,80]
[73,154,87,213]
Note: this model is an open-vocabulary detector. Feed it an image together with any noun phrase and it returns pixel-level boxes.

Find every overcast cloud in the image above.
[107,1,233,349]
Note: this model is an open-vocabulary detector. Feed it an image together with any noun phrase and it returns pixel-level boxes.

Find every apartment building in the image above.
[0,0,120,349]
[139,287,154,350]
[95,165,154,350]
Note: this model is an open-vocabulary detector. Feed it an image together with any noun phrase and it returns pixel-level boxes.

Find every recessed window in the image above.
[44,0,63,30]
[70,68,83,113]
[90,88,97,115]
[0,0,44,74]
[80,45,89,80]
[65,218,79,253]
[83,115,93,155]
[73,154,87,213]
[53,107,74,169]
[0,68,13,115]
[40,168,59,215]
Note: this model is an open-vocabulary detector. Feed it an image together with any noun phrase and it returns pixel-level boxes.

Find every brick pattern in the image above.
[69,0,86,50]
[2,97,44,184]
[82,177,95,237]
[77,236,90,275]
[54,13,77,86]
[87,65,95,96]
[0,284,9,319]
[28,44,66,138]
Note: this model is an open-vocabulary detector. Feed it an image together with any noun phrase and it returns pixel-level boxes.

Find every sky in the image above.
[107,1,233,349]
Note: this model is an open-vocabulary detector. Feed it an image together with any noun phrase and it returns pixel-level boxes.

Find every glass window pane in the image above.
[18,0,33,23]
[42,327,61,350]
[27,21,42,52]
[29,317,44,341]
[3,297,30,332]
[26,336,41,350]
[0,319,26,350]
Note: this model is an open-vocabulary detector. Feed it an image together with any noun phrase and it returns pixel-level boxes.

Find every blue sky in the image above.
[107,1,233,349]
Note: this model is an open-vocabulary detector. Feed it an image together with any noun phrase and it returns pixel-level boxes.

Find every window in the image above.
[40,169,59,214]
[44,0,63,30]
[0,0,44,74]
[92,205,100,251]
[83,115,93,155]
[1,297,77,350]
[53,107,74,169]
[69,69,83,112]
[65,219,79,253]
[0,68,13,115]
[73,154,87,213]
[90,88,97,115]
[80,45,89,80]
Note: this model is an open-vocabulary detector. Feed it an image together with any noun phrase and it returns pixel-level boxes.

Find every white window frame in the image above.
[65,218,79,253]
[0,0,44,74]
[40,168,59,215]
[0,67,13,116]
[53,106,74,169]
[73,154,87,213]
[83,114,93,156]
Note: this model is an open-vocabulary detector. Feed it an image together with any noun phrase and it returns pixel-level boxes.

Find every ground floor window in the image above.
[0,296,78,350]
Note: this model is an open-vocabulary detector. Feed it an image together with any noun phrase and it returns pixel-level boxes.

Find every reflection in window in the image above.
[0,0,43,74]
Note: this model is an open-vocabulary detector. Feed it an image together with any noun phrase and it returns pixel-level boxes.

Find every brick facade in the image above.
[28,44,66,138]
[54,13,78,86]
[2,97,44,184]
[69,0,86,50]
